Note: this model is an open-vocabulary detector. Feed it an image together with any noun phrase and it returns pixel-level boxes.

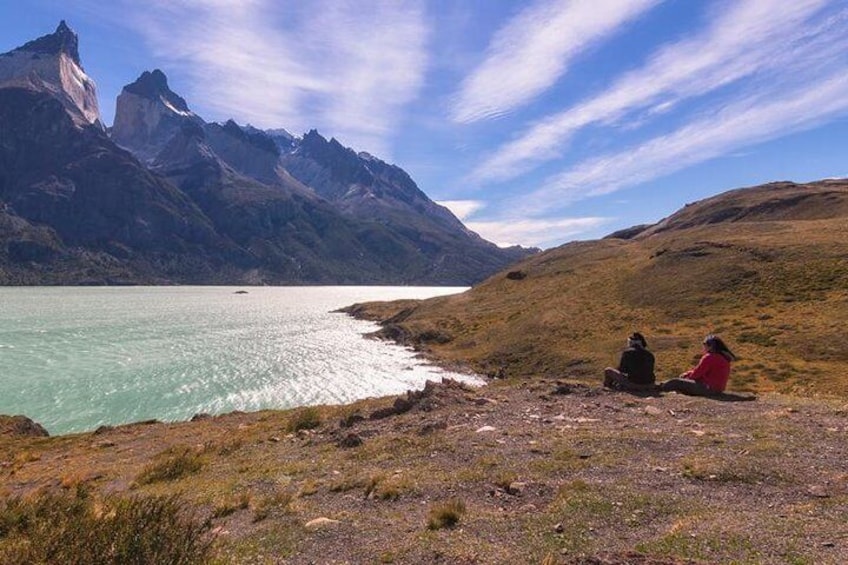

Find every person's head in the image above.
[704,334,736,360]
[628,332,647,349]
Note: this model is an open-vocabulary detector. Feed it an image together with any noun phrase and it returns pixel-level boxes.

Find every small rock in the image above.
[807,485,830,498]
[475,425,497,433]
[190,413,211,422]
[95,440,116,448]
[822,541,836,547]
[305,517,341,530]
[644,406,663,416]
[554,522,564,533]
[507,481,527,495]
[269,436,281,443]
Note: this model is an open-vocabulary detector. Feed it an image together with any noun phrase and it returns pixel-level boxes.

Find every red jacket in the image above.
[685,352,731,392]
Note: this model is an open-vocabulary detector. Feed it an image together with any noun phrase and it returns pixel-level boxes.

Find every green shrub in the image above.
[0,488,210,564]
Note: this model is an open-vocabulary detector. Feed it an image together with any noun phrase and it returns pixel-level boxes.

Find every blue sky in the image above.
[2,1,847,249]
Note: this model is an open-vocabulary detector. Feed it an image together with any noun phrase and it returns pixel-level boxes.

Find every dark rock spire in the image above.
[123,69,191,113]
[14,20,81,66]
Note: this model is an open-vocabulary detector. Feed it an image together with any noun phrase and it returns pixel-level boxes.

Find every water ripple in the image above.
[0,286,480,434]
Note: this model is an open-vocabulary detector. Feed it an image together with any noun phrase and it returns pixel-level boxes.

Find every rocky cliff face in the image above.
[111,69,202,162]
[0,21,101,128]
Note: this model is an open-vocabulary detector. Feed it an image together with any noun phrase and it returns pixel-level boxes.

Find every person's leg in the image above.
[604,368,626,389]
[660,378,715,396]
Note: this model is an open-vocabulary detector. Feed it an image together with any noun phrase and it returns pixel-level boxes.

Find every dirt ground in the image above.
[2,377,847,564]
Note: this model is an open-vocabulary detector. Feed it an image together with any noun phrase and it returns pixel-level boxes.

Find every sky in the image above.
[2,0,847,249]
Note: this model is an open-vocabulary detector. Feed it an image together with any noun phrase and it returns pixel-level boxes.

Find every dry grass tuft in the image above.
[426,498,466,530]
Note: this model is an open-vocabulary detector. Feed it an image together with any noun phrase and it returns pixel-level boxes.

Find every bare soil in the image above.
[2,378,846,564]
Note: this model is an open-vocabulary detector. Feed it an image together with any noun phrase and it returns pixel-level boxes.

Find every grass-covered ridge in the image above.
[348,180,848,397]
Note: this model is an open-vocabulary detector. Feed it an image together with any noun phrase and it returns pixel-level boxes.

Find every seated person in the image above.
[660,334,736,396]
[603,332,656,391]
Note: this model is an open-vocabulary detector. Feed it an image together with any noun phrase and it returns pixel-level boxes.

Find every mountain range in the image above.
[0,22,534,285]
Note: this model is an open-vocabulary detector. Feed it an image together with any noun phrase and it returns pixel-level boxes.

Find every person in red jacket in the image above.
[660,335,736,396]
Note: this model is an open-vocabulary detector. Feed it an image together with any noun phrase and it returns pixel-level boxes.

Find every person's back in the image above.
[603,332,657,391]
[619,346,655,385]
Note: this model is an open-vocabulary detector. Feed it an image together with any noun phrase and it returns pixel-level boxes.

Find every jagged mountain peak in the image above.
[9,20,81,66]
[0,21,101,128]
[123,69,191,114]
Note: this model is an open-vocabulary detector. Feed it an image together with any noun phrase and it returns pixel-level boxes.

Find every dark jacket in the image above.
[618,346,656,385]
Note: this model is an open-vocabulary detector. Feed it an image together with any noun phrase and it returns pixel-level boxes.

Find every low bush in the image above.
[136,446,204,485]
[287,407,322,432]
[0,488,210,564]
[426,498,466,530]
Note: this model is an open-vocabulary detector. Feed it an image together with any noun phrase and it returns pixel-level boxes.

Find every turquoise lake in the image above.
[0,286,476,435]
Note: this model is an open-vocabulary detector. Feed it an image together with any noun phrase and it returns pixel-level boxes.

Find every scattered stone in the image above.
[578,453,592,459]
[475,425,497,433]
[822,541,836,547]
[506,270,527,280]
[418,421,447,435]
[807,485,830,498]
[0,415,49,438]
[644,406,663,416]
[95,440,116,448]
[190,413,211,422]
[338,433,363,448]
[92,425,114,436]
[305,517,341,530]
[554,522,565,533]
[233,290,249,294]
[507,481,527,495]
[269,436,281,443]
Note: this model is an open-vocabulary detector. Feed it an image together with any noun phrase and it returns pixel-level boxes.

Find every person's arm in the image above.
[687,354,714,382]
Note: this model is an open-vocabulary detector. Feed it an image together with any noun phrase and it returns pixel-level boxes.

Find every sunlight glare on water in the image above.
[0,286,479,435]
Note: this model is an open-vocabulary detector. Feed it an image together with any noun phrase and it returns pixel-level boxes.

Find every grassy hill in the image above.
[347,179,848,397]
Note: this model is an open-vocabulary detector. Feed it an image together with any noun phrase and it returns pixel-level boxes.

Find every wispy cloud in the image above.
[516,70,848,216]
[437,200,486,220]
[449,0,662,124]
[115,0,428,156]
[466,216,610,248]
[471,0,837,183]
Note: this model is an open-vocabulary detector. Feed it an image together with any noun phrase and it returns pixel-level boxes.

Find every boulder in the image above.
[0,415,49,437]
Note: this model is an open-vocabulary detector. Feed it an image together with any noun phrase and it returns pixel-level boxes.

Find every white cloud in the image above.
[437,200,485,220]
[466,217,610,248]
[516,70,848,215]
[118,0,428,157]
[470,0,836,183]
[449,0,662,124]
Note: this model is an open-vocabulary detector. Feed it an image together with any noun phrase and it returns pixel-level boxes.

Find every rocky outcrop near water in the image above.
[0,415,49,437]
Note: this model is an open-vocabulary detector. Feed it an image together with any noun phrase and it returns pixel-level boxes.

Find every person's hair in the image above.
[629,332,647,348]
[704,334,736,361]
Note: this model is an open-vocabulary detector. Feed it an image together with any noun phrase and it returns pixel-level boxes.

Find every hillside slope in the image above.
[346,180,848,396]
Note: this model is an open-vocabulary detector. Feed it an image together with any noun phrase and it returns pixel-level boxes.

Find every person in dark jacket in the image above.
[660,335,736,396]
[603,332,656,392]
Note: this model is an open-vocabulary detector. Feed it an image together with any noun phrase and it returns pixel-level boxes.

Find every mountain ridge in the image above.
[0,22,535,285]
